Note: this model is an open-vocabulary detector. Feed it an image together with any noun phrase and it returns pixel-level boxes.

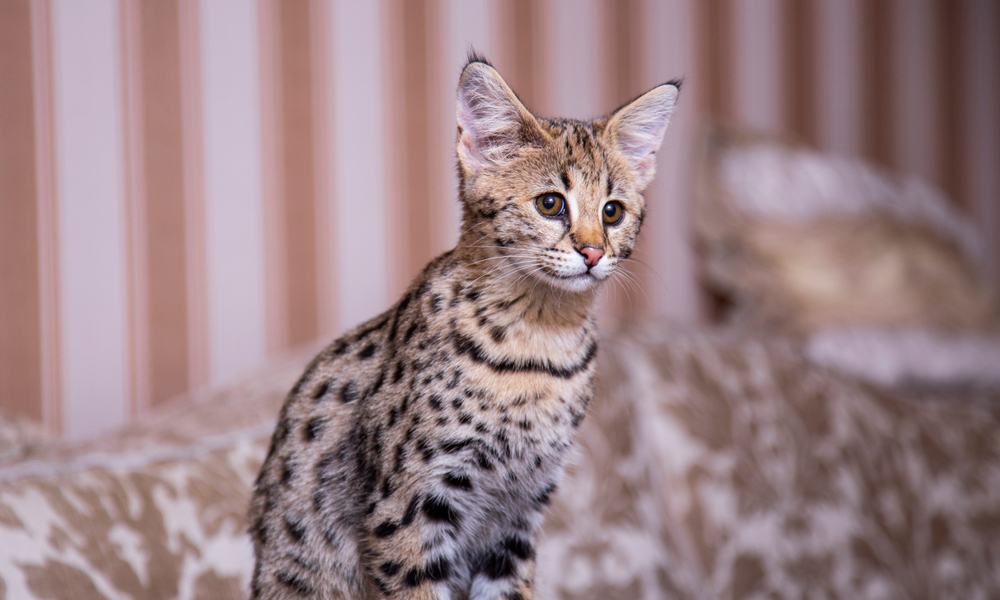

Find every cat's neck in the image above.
[450,247,597,331]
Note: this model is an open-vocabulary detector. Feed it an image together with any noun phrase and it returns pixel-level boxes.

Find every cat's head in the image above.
[455,54,679,293]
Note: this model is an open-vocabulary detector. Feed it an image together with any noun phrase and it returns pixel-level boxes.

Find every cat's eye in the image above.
[535,193,566,218]
[602,200,625,226]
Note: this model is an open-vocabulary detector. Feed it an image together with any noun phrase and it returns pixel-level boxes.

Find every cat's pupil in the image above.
[603,203,615,216]
[542,196,556,209]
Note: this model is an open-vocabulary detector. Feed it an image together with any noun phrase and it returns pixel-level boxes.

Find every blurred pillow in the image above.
[806,327,1000,390]
[694,128,999,334]
[0,411,48,464]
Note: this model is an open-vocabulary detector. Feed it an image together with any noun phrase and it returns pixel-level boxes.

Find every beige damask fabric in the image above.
[1,331,998,599]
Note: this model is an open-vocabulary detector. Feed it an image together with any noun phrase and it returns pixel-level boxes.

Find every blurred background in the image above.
[2,0,998,440]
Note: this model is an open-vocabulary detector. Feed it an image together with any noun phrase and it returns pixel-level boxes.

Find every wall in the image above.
[1,0,998,439]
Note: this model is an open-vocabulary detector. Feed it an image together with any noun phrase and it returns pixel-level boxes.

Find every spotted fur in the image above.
[250,54,679,599]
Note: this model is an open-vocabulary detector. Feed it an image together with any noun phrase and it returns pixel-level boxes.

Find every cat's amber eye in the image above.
[535,193,566,218]
[603,200,625,226]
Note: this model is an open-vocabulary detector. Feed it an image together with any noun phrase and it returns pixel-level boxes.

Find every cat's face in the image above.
[455,57,679,293]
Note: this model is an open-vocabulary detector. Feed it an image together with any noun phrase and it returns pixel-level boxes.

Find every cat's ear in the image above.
[456,58,547,173]
[604,81,680,189]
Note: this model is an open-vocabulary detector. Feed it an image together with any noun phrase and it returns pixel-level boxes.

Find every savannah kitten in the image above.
[250,54,679,599]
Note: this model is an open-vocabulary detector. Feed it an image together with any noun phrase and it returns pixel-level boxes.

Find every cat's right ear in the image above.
[456,59,547,173]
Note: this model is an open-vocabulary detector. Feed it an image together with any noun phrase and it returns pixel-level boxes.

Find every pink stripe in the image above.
[119,0,150,415]
[310,0,336,337]
[258,0,287,355]
[179,0,208,390]
[30,0,63,434]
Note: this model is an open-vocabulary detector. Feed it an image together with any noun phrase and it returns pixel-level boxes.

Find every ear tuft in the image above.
[605,82,680,189]
[464,48,493,69]
[456,61,545,173]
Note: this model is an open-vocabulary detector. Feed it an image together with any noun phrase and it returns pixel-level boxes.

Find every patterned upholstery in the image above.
[1,331,998,599]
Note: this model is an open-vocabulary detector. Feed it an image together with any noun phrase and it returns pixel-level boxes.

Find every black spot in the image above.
[417,437,435,462]
[252,517,268,546]
[340,381,357,403]
[490,326,507,344]
[479,207,498,219]
[403,321,419,344]
[403,567,424,588]
[380,561,402,577]
[466,288,481,302]
[458,413,473,425]
[374,520,400,538]
[367,370,386,399]
[422,495,461,527]
[358,343,378,359]
[424,556,451,581]
[440,438,475,453]
[303,417,325,442]
[373,576,392,596]
[281,459,295,484]
[428,394,444,411]
[430,294,444,313]
[561,170,571,189]
[507,592,525,600]
[392,361,406,384]
[474,450,494,471]
[285,516,306,543]
[276,570,314,596]
[443,472,473,491]
[451,397,464,410]
[477,548,515,579]
[312,380,330,400]
[401,494,421,526]
[518,419,532,431]
[535,482,557,506]
[503,536,535,560]
[607,174,614,197]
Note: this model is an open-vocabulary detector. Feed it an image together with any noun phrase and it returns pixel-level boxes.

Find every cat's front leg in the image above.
[468,531,538,600]
[361,489,463,599]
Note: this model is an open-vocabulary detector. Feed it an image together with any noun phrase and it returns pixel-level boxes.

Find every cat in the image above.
[249,53,679,599]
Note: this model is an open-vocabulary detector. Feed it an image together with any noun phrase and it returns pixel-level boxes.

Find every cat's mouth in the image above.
[538,268,603,292]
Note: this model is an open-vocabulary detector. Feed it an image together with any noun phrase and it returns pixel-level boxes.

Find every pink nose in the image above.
[577,246,605,269]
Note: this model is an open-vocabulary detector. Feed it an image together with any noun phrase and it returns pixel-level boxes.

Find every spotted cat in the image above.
[249,54,679,599]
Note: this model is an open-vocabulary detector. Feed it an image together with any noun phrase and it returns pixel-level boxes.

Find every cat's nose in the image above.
[577,246,604,269]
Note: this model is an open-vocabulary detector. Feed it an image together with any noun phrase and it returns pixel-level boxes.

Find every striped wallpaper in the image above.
[1,0,998,439]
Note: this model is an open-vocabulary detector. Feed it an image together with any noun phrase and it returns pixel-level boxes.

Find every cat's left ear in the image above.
[604,81,680,189]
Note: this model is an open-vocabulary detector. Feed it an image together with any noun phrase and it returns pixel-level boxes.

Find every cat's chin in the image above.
[536,271,601,293]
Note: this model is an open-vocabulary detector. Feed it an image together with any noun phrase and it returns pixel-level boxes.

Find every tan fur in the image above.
[250,55,678,599]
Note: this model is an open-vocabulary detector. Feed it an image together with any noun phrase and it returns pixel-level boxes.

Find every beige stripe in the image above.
[497,0,538,106]
[30,0,63,434]
[698,0,735,121]
[120,0,149,415]
[603,0,642,326]
[936,0,965,208]
[385,0,443,297]
[786,0,818,146]
[0,0,44,423]
[179,0,208,391]
[861,0,893,167]
[258,0,286,354]
[135,0,192,407]
[277,0,321,347]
